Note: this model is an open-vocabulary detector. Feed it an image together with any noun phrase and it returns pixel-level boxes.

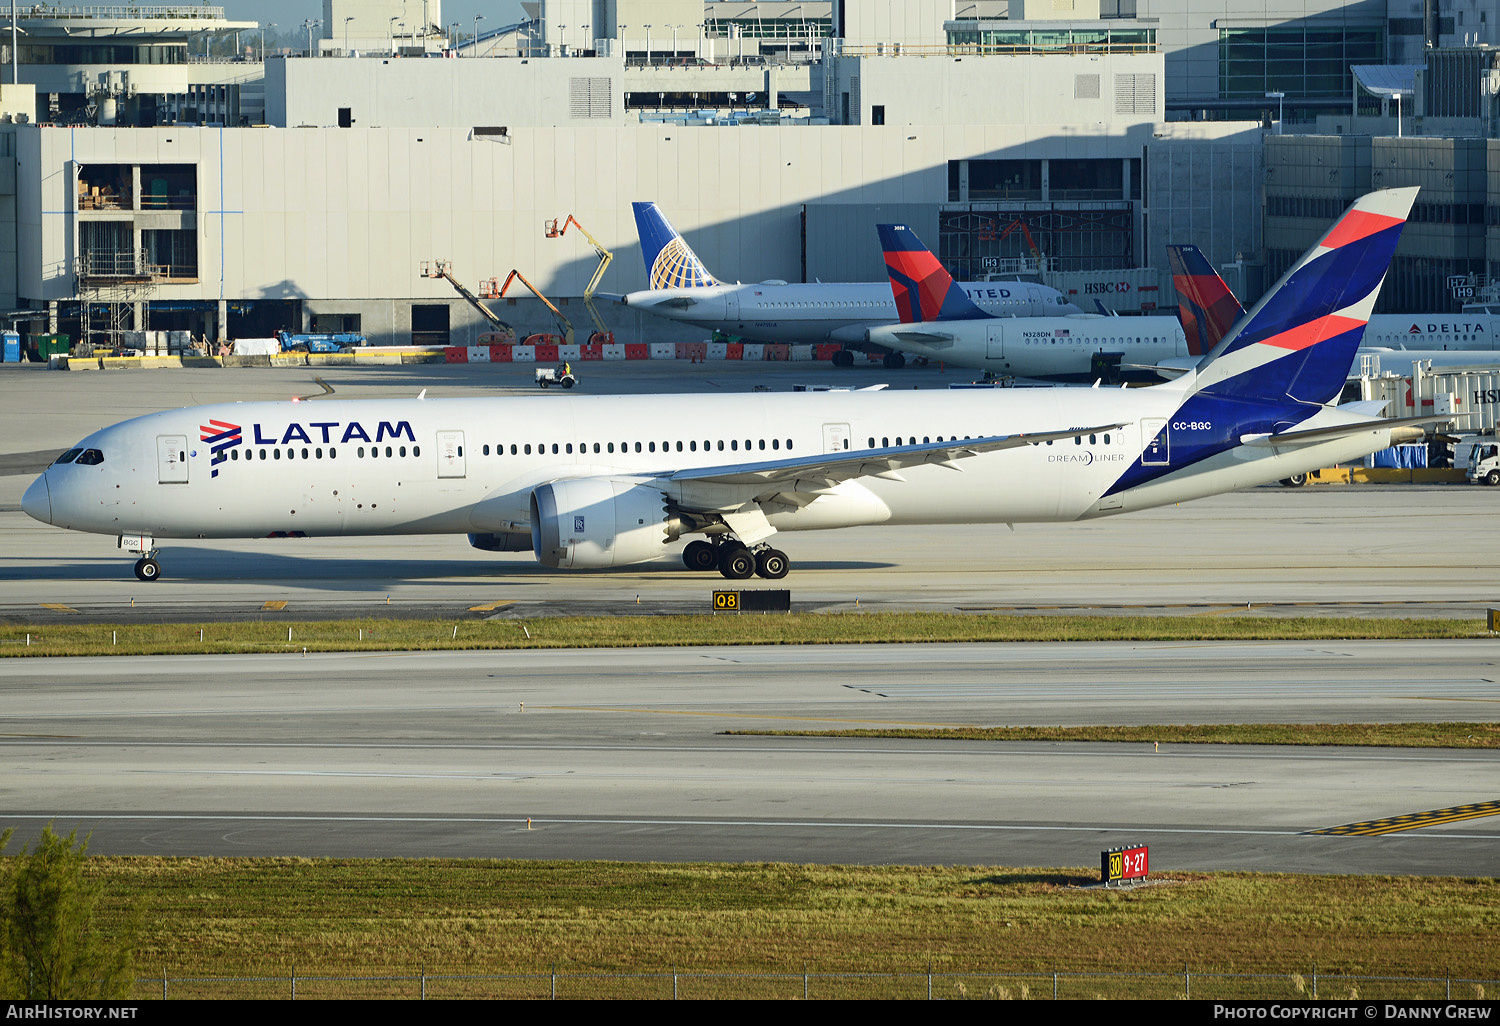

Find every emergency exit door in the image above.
[156,435,188,484]
[436,430,466,478]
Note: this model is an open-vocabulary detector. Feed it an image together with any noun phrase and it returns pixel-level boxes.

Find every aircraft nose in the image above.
[21,473,51,525]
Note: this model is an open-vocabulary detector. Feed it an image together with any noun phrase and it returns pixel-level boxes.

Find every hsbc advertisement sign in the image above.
[1052,268,1170,312]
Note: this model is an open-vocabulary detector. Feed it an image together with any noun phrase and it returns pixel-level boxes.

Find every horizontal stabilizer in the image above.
[1238,413,1449,448]
[891,330,955,347]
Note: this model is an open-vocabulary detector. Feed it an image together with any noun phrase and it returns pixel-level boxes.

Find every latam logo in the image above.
[1408,322,1487,334]
[199,419,242,478]
[1084,282,1133,294]
[251,420,416,445]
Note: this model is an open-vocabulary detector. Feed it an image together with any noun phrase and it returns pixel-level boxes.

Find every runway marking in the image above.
[1310,800,1500,836]
[544,706,975,727]
[260,600,288,611]
[468,600,516,612]
[0,812,1496,842]
[39,603,77,613]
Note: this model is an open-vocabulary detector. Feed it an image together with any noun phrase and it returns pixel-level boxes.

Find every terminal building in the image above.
[0,0,1497,347]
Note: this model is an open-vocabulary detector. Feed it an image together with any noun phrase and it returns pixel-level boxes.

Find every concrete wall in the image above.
[18,115,1160,342]
[268,55,630,129]
[828,50,1165,126]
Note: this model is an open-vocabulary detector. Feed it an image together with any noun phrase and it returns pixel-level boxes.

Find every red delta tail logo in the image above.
[1166,245,1246,356]
[876,224,986,322]
[200,419,242,478]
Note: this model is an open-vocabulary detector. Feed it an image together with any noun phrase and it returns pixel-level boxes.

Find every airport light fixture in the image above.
[260,22,275,64]
[474,15,483,56]
[343,16,353,55]
[389,16,398,54]
[644,24,652,64]
[1265,90,1284,134]
[302,18,318,57]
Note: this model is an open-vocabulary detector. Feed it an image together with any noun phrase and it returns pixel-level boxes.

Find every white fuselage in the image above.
[866,315,1190,379]
[619,280,1079,343]
[1363,315,1500,351]
[25,388,1401,564]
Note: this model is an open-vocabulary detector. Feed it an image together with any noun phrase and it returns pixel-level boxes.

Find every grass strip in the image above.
[730,722,1500,748]
[0,612,1490,658]
[36,858,1500,992]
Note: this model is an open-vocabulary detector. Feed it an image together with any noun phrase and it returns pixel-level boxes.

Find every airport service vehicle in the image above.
[1168,245,1500,376]
[535,366,577,389]
[866,225,1190,380]
[614,202,1080,361]
[23,189,1433,583]
[1465,439,1500,485]
[276,331,367,353]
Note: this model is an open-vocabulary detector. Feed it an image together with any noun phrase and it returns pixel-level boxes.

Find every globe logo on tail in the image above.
[650,238,717,290]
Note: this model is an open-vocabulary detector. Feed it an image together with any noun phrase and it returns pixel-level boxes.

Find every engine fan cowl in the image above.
[530,479,674,569]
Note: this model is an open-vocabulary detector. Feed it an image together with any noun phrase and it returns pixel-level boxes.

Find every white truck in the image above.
[1462,438,1500,486]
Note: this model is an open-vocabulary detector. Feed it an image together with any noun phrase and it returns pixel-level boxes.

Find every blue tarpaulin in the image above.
[1365,444,1428,469]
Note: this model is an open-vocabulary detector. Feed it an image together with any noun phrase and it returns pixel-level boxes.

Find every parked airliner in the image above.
[864,225,1191,380]
[614,201,1080,365]
[1168,244,1500,377]
[24,189,1433,583]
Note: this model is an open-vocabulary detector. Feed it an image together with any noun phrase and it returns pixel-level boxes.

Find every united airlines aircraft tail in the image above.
[632,202,720,290]
[1189,187,1417,407]
[1166,244,1246,356]
[876,224,988,323]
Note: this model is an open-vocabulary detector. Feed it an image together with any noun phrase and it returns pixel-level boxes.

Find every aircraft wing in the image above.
[654,425,1126,513]
[1238,414,1448,448]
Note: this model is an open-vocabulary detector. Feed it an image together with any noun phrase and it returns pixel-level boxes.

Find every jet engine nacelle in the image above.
[530,478,676,569]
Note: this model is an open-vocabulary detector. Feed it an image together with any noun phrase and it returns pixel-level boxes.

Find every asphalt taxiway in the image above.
[1,641,1497,872]
[1,359,1496,872]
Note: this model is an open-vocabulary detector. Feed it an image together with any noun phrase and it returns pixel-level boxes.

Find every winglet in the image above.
[877,224,988,323]
[632,202,719,289]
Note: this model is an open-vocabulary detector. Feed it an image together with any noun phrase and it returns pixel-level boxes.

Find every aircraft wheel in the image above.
[682,540,718,571]
[134,557,161,582]
[1487,469,1500,487]
[755,548,789,580]
[1280,473,1308,487]
[832,349,854,368]
[718,547,755,580]
[882,351,906,370]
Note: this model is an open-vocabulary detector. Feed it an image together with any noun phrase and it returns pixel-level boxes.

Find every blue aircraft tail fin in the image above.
[632,202,719,289]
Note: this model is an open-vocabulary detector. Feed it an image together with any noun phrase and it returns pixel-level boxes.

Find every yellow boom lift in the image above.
[418,260,516,341]
[545,215,615,344]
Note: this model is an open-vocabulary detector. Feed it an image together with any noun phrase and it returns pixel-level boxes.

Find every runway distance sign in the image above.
[712,590,791,612]
[1103,844,1149,885]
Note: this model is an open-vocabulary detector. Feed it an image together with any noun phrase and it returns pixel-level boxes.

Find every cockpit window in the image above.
[52,448,82,465]
[74,449,105,465]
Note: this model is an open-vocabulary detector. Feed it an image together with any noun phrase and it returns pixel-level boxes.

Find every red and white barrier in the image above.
[445,341,829,363]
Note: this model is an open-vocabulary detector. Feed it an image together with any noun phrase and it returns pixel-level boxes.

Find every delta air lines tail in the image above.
[1166,244,1246,355]
[877,224,989,322]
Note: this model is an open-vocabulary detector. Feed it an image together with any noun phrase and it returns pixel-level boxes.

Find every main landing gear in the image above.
[682,539,790,580]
